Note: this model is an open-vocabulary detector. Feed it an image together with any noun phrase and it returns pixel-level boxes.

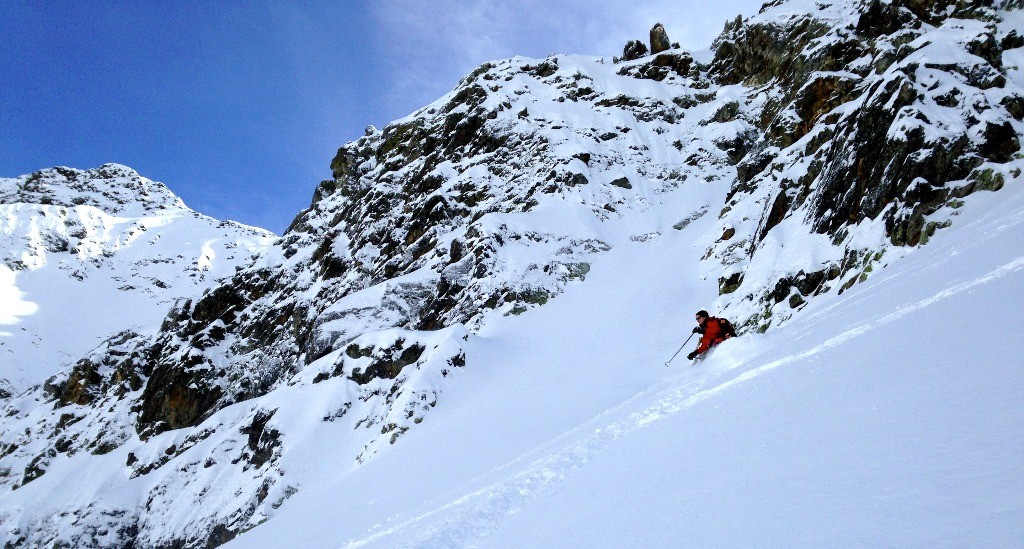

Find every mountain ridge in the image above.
[2,164,185,218]
[0,164,275,395]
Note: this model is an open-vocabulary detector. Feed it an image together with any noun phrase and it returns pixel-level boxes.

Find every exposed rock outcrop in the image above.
[622,39,649,61]
[705,0,1023,330]
[650,23,672,54]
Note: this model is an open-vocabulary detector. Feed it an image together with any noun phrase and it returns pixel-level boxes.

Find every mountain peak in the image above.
[0,164,276,393]
[1,164,186,217]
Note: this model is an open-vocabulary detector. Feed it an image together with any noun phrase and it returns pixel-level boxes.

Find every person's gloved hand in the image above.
[692,326,701,334]
[687,351,698,360]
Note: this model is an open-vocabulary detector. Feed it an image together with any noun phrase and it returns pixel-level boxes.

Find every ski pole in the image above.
[665,332,695,366]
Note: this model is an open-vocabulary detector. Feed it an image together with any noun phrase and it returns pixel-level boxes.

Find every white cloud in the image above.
[0,265,37,327]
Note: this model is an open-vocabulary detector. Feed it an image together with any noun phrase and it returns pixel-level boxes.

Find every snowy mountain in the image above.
[0,0,1022,546]
[0,164,275,395]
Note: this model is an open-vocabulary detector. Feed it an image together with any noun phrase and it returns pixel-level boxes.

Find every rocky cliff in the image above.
[706,0,1023,328]
[0,0,1021,546]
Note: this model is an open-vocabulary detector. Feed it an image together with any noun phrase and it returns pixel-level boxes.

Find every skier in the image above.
[687,310,734,360]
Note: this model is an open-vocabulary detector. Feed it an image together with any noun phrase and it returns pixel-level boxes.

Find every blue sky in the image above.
[2,1,764,234]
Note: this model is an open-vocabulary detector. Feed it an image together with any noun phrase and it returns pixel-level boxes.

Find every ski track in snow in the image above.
[341,254,1024,548]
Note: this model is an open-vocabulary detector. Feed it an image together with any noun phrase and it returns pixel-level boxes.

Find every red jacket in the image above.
[695,317,726,355]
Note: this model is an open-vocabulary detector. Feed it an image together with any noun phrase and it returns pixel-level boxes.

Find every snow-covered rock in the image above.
[706,0,1023,329]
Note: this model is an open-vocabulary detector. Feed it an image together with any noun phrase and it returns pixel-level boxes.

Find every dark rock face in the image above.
[52,360,103,406]
[719,272,744,294]
[980,120,1021,162]
[770,265,843,304]
[713,15,851,91]
[130,268,293,437]
[618,51,694,82]
[805,74,981,241]
[705,0,1021,331]
[44,331,148,408]
[759,190,790,241]
[137,359,224,438]
[622,39,649,61]
[856,0,914,38]
[348,340,426,385]
[240,409,281,469]
[768,73,860,148]
[650,23,672,54]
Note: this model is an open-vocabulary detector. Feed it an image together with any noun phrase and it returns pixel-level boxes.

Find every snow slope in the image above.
[225,145,1024,548]
[0,165,275,394]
